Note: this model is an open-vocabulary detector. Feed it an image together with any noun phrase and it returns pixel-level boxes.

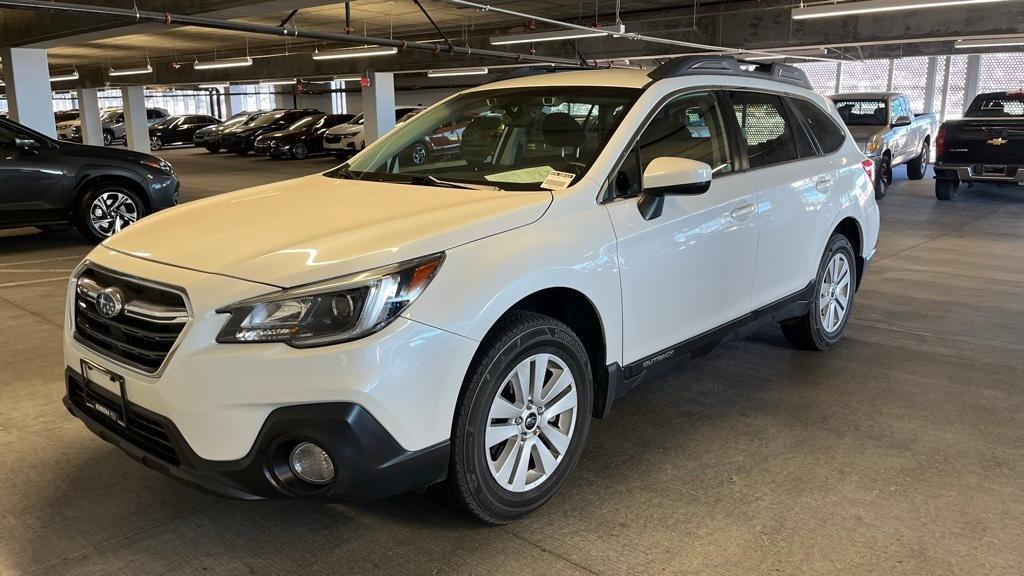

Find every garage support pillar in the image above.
[77,88,103,146]
[0,47,56,137]
[362,71,395,145]
[964,54,982,113]
[923,57,938,113]
[121,85,149,153]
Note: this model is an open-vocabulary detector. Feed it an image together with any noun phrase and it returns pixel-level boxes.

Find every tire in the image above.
[438,311,593,524]
[781,234,857,351]
[150,137,163,151]
[411,142,429,165]
[75,183,146,244]
[906,141,929,180]
[102,130,114,146]
[205,145,220,153]
[875,154,892,199]
[936,179,958,201]
[291,142,308,160]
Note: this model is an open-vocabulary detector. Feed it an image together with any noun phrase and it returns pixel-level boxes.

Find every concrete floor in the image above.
[1,148,1022,575]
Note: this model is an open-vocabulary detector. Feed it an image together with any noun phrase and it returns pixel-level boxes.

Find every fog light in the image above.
[289,442,335,485]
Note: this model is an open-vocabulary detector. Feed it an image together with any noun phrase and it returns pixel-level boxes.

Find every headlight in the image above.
[142,158,175,175]
[865,140,880,154]
[216,253,444,347]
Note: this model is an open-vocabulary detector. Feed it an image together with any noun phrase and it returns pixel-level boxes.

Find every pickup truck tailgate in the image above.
[940,118,1024,165]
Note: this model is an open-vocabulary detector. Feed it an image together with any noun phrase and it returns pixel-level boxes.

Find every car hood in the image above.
[327,125,362,136]
[847,126,886,149]
[56,140,159,163]
[57,120,81,129]
[258,129,302,141]
[103,175,553,288]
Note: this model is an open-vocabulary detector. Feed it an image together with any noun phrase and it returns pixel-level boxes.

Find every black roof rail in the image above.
[647,55,813,90]
[492,66,582,81]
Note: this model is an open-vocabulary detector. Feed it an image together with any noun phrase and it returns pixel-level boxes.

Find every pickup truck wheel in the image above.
[781,234,856,351]
[102,130,113,146]
[875,156,892,199]
[906,141,929,180]
[76,184,145,244]
[438,311,593,524]
[935,179,958,201]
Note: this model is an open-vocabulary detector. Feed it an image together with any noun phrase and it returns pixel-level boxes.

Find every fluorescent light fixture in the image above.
[259,79,296,86]
[109,63,153,77]
[193,56,253,70]
[955,36,1024,48]
[427,67,490,77]
[792,0,1011,20]
[312,46,398,60]
[334,75,363,82]
[198,83,228,89]
[490,25,622,45]
[50,69,80,82]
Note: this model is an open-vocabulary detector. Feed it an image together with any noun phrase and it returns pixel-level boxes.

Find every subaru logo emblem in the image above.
[96,287,125,319]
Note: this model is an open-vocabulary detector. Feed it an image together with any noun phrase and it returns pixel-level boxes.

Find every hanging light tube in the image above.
[792,0,1011,20]
[193,56,253,70]
[954,36,1024,49]
[427,67,490,77]
[51,69,80,82]
[489,24,624,46]
[259,79,296,86]
[312,46,398,60]
[109,63,153,77]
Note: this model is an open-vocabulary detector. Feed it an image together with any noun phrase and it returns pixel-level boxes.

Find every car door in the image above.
[728,91,833,308]
[605,90,761,364]
[890,97,913,163]
[0,121,65,225]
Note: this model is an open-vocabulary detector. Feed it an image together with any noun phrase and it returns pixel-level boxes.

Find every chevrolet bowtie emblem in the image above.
[987,137,1009,146]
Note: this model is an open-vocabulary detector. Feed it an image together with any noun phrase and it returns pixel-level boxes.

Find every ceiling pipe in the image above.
[432,0,836,62]
[0,0,584,67]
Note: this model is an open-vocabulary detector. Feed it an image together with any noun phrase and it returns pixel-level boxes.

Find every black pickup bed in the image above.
[935,91,1024,185]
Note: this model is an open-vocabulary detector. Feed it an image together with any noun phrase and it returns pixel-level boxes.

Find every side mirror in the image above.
[893,115,912,127]
[637,157,713,220]
[15,137,41,153]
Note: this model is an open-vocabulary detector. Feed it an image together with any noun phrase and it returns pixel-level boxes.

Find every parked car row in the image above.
[57,107,170,146]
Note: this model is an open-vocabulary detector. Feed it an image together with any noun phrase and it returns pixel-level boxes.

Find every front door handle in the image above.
[816,177,834,192]
[730,203,757,222]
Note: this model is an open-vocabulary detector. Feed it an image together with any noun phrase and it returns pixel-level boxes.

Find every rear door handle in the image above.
[730,203,757,221]
[816,177,834,192]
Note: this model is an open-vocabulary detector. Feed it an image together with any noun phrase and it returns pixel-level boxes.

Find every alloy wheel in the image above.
[486,353,578,493]
[819,252,852,334]
[89,191,139,237]
[412,143,428,165]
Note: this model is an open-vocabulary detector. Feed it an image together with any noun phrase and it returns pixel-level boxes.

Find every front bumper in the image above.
[64,368,449,500]
[63,248,476,493]
[934,163,1024,184]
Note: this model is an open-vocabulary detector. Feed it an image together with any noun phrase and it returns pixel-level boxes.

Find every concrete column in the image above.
[923,57,938,113]
[121,85,149,152]
[78,88,103,146]
[833,61,842,95]
[0,47,55,137]
[965,54,982,113]
[362,71,395,144]
[939,56,952,122]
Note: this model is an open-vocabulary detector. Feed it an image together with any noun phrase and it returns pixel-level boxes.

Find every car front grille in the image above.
[324,134,342,144]
[73,265,190,374]
[67,372,181,465]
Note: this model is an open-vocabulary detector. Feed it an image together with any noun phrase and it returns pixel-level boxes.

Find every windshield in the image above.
[288,115,322,130]
[153,117,178,129]
[833,99,888,126]
[328,87,639,190]
[966,94,1024,117]
[250,111,286,127]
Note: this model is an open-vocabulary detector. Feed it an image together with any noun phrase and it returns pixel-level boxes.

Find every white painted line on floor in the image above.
[0,276,69,288]
[0,255,83,267]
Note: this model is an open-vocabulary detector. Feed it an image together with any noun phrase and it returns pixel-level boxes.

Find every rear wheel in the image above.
[291,142,309,160]
[438,311,593,524]
[936,178,958,201]
[150,137,163,151]
[781,234,857,351]
[75,184,145,243]
[906,140,929,180]
[411,142,429,165]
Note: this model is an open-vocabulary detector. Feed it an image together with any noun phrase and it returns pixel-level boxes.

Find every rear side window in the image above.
[790,98,846,154]
[729,91,799,169]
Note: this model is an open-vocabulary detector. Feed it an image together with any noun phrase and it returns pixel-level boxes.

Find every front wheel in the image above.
[102,131,114,146]
[936,179,958,201]
[875,155,892,199]
[438,311,593,524]
[205,145,220,153]
[75,184,145,243]
[291,142,308,160]
[781,234,857,351]
[150,137,163,151]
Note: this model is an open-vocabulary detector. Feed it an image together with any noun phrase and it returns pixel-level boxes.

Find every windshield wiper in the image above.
[408,175,501,191]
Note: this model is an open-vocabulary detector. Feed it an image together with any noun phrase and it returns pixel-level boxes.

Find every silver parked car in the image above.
[58,107,170,146]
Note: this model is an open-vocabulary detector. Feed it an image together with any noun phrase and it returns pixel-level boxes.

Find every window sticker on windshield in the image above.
[540,170,576,191]
[484,166,556,184]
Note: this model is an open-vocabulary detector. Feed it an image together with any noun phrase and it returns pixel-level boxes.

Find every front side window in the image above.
[332,87,639,190]
[612,91,733,198]
[790,98,846,154]
[833,99,888,126]
[730,91,799,169]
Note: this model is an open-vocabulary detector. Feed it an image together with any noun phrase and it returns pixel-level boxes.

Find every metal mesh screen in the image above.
[891,57,929,113]
[943,55,969,121]
[979,53,1024,93]
[839,59,890,93]
[795,61,839,94]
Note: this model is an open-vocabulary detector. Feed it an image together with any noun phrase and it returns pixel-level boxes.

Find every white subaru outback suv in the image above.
[63,56,879,523]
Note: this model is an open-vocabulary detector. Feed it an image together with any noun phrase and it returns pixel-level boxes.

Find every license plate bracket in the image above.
[80,359,128,427]
[982,165,1007,176]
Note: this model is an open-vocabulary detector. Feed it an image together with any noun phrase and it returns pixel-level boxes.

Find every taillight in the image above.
[861,158,875,183]
[935,125,946,158]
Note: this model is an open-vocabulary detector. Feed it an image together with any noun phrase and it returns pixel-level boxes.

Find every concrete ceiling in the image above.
[2,0,1024,88]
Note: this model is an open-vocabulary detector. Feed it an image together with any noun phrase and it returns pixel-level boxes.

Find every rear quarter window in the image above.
[791,99,846,155]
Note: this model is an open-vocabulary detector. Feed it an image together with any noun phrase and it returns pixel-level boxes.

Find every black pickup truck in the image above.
[934,91,1024,200]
